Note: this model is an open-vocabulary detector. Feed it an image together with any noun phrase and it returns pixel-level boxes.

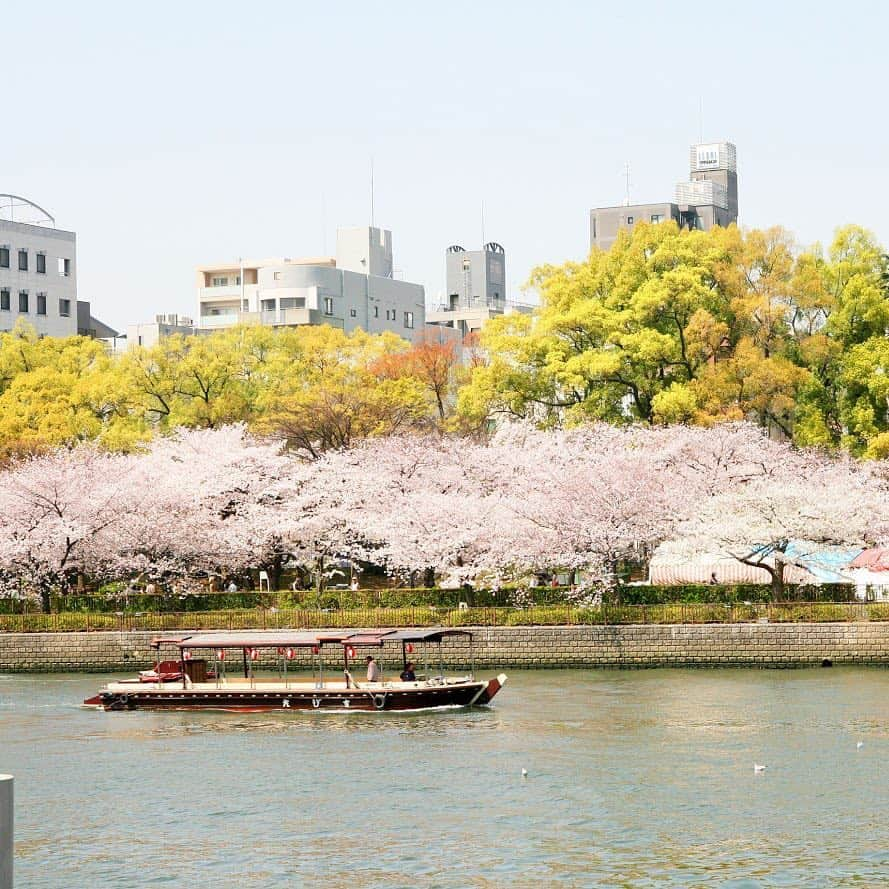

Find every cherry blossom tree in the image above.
[675,456,889,596]
[110,425,291,585]
[0,446,136,611]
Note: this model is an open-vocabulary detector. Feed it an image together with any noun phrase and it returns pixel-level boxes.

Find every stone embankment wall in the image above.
[0,623,888,672]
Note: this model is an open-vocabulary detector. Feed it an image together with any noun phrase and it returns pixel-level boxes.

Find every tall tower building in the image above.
[445,242,506,310]
[686,141,738,220]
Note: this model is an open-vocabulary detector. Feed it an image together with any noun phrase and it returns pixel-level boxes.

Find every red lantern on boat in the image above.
[249,648,259,661]
[406,643,414,654]
[286,647,297,660]
[182,649,191,661]
[216,649,225,661]
[277,647,285,656]
[346,646,356,659]
[311,645,319,656]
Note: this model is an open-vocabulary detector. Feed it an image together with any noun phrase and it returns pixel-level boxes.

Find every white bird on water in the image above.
[521,768,528,778]
[754,763,766,773]
[857,741,864,750]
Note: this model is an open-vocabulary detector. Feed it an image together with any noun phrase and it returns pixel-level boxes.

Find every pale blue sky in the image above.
[5,0,888,330]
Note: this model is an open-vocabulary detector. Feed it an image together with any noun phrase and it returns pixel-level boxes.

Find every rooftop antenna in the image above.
[370,156,375,229]
[321,191,327,254]
[623,162,632,206]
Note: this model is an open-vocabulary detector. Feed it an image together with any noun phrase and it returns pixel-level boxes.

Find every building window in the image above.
[323,297,334,316]
[18,250,28,271]
[0,289,9,311]
[273,271,282,281]
[36,253,46,274]
[18,291,28,313]
[58,258,70,277]
[235,276,241,285]
[373,305,379,318]
[404,311,414,329]
[260,299,276,312]
[242,300,249,310]
[211,277,228,287]
[36,293,47,315]
[0,248,8,269]
[626,216,634,225]
[650,214,664,223]
[350,308,357,317]
[59,298,71,317]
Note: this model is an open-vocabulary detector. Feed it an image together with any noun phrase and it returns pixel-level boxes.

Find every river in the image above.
[1,668,888,888]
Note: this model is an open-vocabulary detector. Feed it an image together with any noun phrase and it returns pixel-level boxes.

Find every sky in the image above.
[4,0,889,332]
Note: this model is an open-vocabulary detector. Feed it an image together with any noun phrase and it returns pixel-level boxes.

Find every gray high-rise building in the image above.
[590,141,739,252]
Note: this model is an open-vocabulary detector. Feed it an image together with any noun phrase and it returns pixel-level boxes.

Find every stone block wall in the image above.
[0,623,887,673]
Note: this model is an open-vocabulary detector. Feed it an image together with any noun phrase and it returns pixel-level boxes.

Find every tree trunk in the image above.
[770,561,785,600]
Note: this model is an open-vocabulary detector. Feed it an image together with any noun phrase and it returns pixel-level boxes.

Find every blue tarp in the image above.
[782,542,864,583]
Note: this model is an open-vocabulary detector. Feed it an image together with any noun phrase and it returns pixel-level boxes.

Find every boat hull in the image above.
[87,675,507,713]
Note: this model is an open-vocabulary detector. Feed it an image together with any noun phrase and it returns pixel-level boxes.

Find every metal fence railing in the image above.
[1,602,888,634]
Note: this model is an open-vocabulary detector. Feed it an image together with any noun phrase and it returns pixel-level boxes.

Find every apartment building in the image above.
[590,141,739,252]
[197,226,425,342]
[0,195,77,337]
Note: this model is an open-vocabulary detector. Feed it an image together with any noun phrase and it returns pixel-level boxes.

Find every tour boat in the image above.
[83,628,507,713]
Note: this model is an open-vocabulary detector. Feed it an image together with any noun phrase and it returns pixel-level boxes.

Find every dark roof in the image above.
[151,627,474,650]
[382,628,473,643]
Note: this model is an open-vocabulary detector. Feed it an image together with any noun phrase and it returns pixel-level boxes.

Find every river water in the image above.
[2,668,888,888]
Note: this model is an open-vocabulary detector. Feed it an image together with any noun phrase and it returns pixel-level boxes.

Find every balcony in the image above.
[198,308,343,331]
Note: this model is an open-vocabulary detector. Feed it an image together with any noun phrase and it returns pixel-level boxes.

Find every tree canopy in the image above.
[457,221,889,454]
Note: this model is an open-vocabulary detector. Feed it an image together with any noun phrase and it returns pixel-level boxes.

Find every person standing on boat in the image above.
[366,655,382,682]
[400,662,416,682]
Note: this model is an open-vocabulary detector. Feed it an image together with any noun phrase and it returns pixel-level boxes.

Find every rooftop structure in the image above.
[427,241,534,341]
[590,141,739,252]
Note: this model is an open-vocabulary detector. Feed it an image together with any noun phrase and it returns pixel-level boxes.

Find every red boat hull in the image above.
[87,676,506,713]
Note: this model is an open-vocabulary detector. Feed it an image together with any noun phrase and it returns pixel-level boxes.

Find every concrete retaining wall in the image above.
[1,623,888,672]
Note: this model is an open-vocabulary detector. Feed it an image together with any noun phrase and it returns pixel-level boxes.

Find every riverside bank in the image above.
[1,623,888,672]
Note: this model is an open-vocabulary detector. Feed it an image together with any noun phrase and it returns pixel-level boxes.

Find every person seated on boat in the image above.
[365,655,382,683]
[400,662,416,682]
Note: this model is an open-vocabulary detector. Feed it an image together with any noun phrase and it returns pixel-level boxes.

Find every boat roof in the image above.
[318,628,473,646]
[151,632,322,650]
[151,627,473,650]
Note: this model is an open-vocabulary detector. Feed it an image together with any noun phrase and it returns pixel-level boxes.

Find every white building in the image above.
[126,314,201,350]
[197,226,425,342]
[0,195,77,337]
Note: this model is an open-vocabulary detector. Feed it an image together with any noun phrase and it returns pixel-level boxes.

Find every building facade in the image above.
[590,141,739,252]
[0,196,77,337]
[127,314,200,350]
[197,226,425,342]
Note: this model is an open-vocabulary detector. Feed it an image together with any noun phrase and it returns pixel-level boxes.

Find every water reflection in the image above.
[2,669,888,887]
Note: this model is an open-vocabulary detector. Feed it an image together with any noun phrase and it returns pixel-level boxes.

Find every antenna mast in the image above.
[370,156,375,228]
[623,162,631,206]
